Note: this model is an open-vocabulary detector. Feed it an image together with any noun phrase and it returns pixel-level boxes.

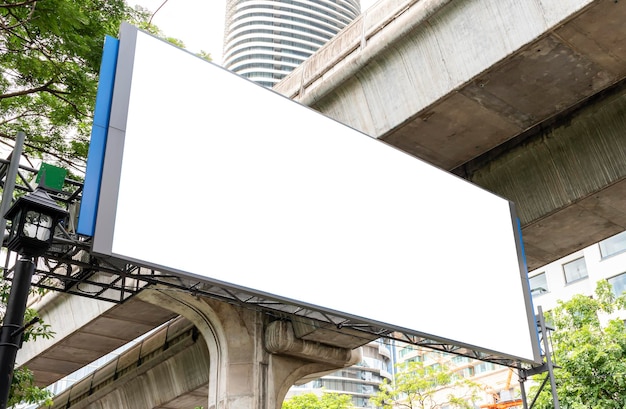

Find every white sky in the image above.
[131,0,380,65]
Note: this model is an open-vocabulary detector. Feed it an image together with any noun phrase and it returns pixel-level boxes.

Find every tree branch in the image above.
[0,79,54,99]
[0,0,37,9]
[0,110,39,126]
[0,1,37,31]
[0,131,86,173]
[43,88,91,118]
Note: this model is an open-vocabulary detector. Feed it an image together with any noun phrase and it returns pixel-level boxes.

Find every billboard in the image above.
[78,23,540,365]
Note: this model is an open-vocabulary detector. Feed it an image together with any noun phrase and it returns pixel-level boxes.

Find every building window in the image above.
[563,257,588,284]
[456,367,474,378]
[608,273,626,297]
[599,231,626,258]
[407,356,423,364]
[529,272,548,296]
[474,362,495,374]
[399,345,415,358]
[451,355,469,364]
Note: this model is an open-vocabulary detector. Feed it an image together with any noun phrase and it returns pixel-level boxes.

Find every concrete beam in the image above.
[274,0,626,269]
[265,320,361,367]
[464,84,626,270]
[17,293,176,387]
[44,290,367,409]
[47,320,210,409]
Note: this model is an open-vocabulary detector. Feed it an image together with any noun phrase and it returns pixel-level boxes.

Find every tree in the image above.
[0,0,165,171]
[0,0,145,405]
[531,280,626,409]
[1,0,200,405]
[372,360,481,409]
[282,392,354,409]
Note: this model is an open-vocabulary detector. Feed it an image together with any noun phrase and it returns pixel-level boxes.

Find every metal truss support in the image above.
[518,306,560,409]
[0,143,550,372]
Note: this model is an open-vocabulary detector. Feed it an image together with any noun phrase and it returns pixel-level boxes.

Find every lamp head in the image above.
[4,187,68,257]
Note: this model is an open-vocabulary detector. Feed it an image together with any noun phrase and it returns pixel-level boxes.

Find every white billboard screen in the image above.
[86,23,540,364]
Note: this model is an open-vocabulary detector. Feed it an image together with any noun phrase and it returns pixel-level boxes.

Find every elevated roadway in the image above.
[275,0,626,271]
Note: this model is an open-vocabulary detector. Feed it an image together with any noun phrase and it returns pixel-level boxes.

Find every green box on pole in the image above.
[36,163,67,191]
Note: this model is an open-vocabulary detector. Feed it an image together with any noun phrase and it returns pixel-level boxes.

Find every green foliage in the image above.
[132,9,211,61]
[0,1,188,171]
[372,360,481,409]
[8,367,53,407]
[196,50,213,62]
[132,9,186,49]
[0,1,189,406]
[531,280,626,409]
[0,0,143,170]
[282,392,354,409]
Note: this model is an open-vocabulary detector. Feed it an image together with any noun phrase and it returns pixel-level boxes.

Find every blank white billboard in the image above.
[88,23,540,364]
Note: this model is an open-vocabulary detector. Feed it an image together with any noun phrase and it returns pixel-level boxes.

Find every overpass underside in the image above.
[275,0,626,270]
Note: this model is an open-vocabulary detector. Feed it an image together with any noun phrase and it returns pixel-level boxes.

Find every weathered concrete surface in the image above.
[17,293,176,387]
[466,85,626,271]
[43,289,366,409]
[46,318,209,409]
[274,0,626,270]
[134,288,365,409]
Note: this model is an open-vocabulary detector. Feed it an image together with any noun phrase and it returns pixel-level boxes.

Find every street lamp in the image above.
[0,187,68,409]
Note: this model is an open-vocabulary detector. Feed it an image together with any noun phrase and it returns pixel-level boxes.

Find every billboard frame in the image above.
[78,23,541,368]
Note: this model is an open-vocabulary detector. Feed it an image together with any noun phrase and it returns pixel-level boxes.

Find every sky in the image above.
[131,0,380,65]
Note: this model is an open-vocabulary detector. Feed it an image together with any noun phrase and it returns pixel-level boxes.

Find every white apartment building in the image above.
[528,230,626,314]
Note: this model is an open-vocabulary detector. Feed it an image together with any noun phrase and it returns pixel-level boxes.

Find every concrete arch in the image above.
[137,288,230,409]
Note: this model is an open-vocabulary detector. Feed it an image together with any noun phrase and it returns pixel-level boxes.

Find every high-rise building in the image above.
[223,0,361,87]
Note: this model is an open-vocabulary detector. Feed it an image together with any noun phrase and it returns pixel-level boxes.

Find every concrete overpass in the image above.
[274,0,626,271]
[24,287,366,409]
[15,0,626,407]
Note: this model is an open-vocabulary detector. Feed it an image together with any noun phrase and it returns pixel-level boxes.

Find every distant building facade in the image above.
[223,0,360,87]
[528,229,626,319]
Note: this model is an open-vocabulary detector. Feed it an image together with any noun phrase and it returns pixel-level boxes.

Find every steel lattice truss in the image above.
[0,159,534,370]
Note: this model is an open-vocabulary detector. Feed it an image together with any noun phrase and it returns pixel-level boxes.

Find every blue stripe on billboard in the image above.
[77,35,120,236]
[517,217,541,350]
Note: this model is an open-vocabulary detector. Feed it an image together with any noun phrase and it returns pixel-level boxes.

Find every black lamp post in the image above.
[0,187,67,409]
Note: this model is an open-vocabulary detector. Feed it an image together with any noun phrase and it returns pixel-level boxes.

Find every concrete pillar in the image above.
[136,287,361,409]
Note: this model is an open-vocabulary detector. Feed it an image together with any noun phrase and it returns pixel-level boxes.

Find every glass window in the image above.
[474,362,495,374]
[451,355,469,364]
[399,345,415,358]
[529,272,548,296]
[563,257,588,284]
[608,273,626,297]
[599,231,626,258]
[457,367,474,378]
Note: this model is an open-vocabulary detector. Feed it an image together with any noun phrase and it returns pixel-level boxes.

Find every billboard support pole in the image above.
[518,306,561,409]
[519,375,529,409]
